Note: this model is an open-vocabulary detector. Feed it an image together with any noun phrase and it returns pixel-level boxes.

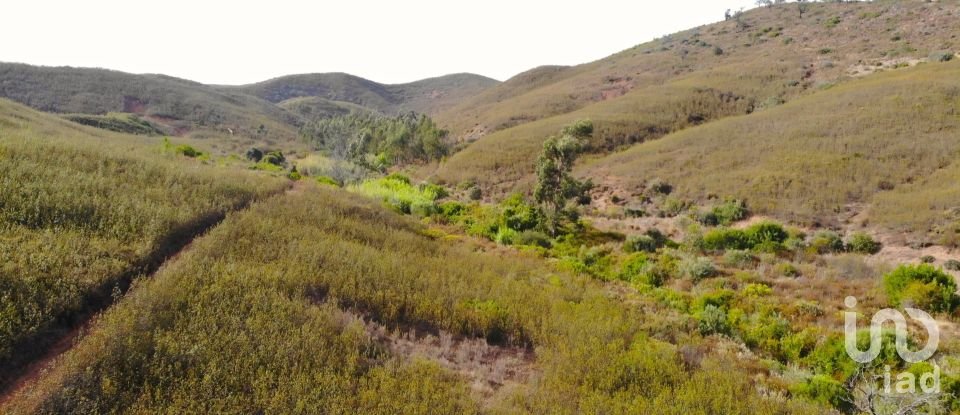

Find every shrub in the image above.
[882,264,958,312]
[743,283,773,297]
[261,150,286,166]
[712,199,748,225]
[930,51,955,62]
[921,255,936,264]
[791,375,850,410]
[624,234,658,253]
[315,175,341,187]
[561,119,594,139]
[945,259,960,271]
[468,186,482,201]
[809,230,844,254]
[680,256,718,281]
[698,305,730,335]
[175,144,202,158]
[244,147,263,162]
[660,197,688,217]
[702,228,750,251]
[648,178,673,195]
[845,232,881,254]
[723,249,756,268]
[775,262,801,278]
[618,253,658,285]
[744,221,788,246]
[514,230,552,248]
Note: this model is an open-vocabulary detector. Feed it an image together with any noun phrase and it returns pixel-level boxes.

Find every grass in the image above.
[0,98,286,383]
[61,112,164,135]
[4,182,829,414]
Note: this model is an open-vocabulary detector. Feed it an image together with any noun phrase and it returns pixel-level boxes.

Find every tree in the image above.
[534,120,594,235]
[797,0,809,19]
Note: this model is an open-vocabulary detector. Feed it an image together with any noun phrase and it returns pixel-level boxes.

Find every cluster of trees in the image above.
[299,112,448,169]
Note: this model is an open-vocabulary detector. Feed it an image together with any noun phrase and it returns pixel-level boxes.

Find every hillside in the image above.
[0,63,302,151]
[432,1,960,194]
[580,58,960,243]
[230,72,500,117]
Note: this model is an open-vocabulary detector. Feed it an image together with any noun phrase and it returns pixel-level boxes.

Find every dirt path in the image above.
[0,183,295,407]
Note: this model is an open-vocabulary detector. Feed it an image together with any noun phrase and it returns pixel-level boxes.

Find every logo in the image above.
[844,296,940,394]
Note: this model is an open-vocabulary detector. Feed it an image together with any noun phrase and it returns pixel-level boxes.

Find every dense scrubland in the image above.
[6,185,829,414]
[0,99,286,389]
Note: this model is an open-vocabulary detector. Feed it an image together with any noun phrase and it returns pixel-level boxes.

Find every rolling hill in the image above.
[229,72,499,117]
[431,1,960,197]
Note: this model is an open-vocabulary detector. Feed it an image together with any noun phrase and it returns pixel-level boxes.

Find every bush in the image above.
[712,199,748,225]
[618,253,659,285]
[698,305,730,335]
[647,178,672,195]
[468,186,482,201]
[723,249,756,268]
[244,147,263,162]
[921,255,936,264]
[744,221,788,246]
[561,119,594,139]
[514,230,552,248]
[775,262,801,278]
[930,51,955,62]
[315,176,341,187]
[261,150,286,166]
[845,232,881,254]
[680,256,718,281]
[702,228,751,251]
[791,375,850,410]
[945,259,960,271]
[175,144,202,158]
[809,230,844,254]
[882,264,958,312]
[624,234,658,253]
[743,283,773,297]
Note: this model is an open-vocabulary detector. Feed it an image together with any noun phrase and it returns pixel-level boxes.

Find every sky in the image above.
[1,0,758,85]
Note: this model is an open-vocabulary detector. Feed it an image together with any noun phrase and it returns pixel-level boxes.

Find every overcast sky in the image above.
[2,0,758,85]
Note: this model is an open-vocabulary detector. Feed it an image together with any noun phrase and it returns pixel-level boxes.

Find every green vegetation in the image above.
[882,264,958,312]
[6,185,828,414]
[300,112,448,168]
[0,99,284,378]
[534,120,593,234]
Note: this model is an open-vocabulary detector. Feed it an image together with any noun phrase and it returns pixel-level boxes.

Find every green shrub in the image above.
[702,228,751,251]
[883,264,958,312]
[261,150,286,166]
[315,175,341,187]
[618,253,655,285]
[561,119,594,139]
[680,256,718,281]
[945,259,960,271]
[698,305,730,335]
[743,283,773,297]
[175,144,203,158]
[514,230,552,248]
[723,249,756,268]
[791,375,850,410]
[846,232,881,254]
[468,186,482,201]
[744,221,788,246]
[775,262,801,278]
[624,234,658,253]
[712,199,748,225]
[809,230,844,254]
[921,255,936,264]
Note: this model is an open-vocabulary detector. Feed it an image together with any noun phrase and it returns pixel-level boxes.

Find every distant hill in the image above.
[0,63,302,145]
[229,72,499,117]
[433,1,960,194]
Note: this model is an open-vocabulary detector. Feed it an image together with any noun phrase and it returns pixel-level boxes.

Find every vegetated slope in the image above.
[0,98,286,389]
[231,72,500,117]
[3,185,824,414]
[0,63,302,147]
[433,1,959,191]
[277,96,372,119]
[580,59,960,243]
